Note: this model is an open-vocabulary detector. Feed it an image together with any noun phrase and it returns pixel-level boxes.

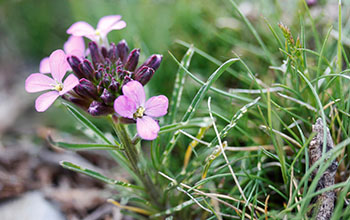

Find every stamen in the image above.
[134,106,145,118]
[54,83,63,91]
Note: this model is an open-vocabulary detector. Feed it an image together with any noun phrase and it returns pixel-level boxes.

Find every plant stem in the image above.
[113,121,163,209]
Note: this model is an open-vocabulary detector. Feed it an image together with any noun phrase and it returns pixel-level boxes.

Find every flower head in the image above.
[66,15,126,44]
[114,81,168,140]
[39,36,85,74]
[64,39,163,116]
[25,50,79,112]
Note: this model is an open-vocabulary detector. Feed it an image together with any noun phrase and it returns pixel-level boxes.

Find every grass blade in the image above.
[60,161,143,190]
[168,45,195,124]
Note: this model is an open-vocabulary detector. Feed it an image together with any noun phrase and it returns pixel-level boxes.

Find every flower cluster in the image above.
[25,15,168,140]
[65,40,163,116]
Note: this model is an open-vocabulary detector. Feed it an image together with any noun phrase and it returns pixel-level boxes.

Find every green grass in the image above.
[12,0,350,218]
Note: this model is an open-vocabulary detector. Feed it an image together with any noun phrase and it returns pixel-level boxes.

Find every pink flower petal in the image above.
[145,95,168,117]
[64,36,85,58]
[136,116,160,140]
[35,91,59,112]
[39,57,50,73]
[122,81,145,107]
[59,74,79,95]
[66,21,96,40]
[49,49,69,83]
[25,73,55,93]
[97,15,124,36]
[114,95,137,118]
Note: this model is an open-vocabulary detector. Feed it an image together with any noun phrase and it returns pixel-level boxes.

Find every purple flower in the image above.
[66,15,126,43]
[39,36,85,74]
[25,50,79,112]
[114,81,168,140]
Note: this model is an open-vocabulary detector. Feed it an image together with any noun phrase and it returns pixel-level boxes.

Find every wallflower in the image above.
[114,81,168,140]
[65,39,162,116]
[39,36,85,73]
[25,50,79,112]
[66,15,126,44]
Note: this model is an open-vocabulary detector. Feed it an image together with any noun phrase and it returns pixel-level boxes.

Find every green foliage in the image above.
[14,0,350,218]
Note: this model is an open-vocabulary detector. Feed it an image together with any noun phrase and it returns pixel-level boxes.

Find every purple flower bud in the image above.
[88,101,114,116]
[122,75,132,86]
[89,41,104,68]
[101,46,108,58]
[68,97,91,110]
[134,66,155,85]
[67,56,84,79]
[124,49,140,71]
[108,78,120,93]
[97,81,104,95]
[75,79,99,100]
[141,54,163,71]
[100,89,115,105]
[108,43,117,62]
[117,69,128,79]
[96,68,105,82]
[117,39,129,64]
[80,60,95,81]
[102,74,111,87]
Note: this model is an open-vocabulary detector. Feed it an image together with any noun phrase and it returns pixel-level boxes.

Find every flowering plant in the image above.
[25,14,249,218]
[25,15,171,211]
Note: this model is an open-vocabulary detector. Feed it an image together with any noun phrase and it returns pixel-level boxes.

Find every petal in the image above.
[49,49,69,82]
[64,36,85,58]
[59,74,79,95]
[39,57,50,73]
[145,95,168,117]
[136,116,160,140]
[25,73,55,93]
[122,81,145,107]
[114,95,137,118]
[35,91,59,112]
[66,21,95,40]
[97,15,124,36]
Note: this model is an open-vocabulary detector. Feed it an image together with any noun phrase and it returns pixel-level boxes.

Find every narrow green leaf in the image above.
[60,161,143,190]
[159,117,212,134]
[161,57,239,165]
[168,51,252,103]
[49,137,123,151]
[208,97,260,148]
[62,103,131,172]
[63,102,113,145]
[168,45,195,124]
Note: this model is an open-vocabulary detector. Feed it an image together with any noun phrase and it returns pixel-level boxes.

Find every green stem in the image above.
[113,121,163,209]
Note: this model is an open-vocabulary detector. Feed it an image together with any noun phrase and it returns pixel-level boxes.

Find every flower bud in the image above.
[122,75,132,86]
[68,96,91,110]
[142,54,162,71]
[101,46,108,58]
[100,89,115,105]
[117,39,129,64]
[88,101,114,116]
[102,74,111,87]
[97,81,104,96]
[89,41,104,68]
[108,43,117,62]
[67,56,84,79]
[134,66,155,85]
[124,49,140,71]
[79,60,94,81]
[75,79,99,100]
[108,78,120,93]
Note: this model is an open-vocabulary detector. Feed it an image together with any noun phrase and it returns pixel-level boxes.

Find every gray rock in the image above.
[0,191,65,220]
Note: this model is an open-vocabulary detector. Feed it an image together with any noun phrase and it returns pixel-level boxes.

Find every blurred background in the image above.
[0,0,345,219]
